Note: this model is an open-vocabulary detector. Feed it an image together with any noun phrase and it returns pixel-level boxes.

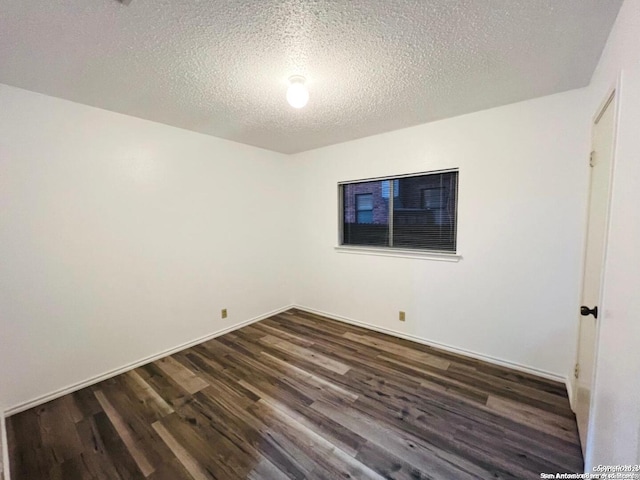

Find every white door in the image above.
[574,92,616,455]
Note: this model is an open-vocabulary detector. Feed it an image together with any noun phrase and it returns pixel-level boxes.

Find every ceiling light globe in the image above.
[286,77,309,109]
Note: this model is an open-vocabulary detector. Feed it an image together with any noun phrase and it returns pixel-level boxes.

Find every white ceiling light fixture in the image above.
[286,75,309,109]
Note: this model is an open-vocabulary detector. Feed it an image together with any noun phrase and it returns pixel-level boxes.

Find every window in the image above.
[340,170,458,252]
[355,194,373,224]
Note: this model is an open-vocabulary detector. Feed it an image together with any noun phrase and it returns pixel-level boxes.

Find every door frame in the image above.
[571,77,621,458]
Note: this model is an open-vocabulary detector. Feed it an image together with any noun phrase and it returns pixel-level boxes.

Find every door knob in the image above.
[580,305,598,319]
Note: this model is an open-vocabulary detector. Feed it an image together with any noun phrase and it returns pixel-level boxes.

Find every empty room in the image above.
[1,0,639,479]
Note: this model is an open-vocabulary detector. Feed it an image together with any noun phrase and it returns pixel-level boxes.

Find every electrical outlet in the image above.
[399,311,406,322]
[221,308,228,319]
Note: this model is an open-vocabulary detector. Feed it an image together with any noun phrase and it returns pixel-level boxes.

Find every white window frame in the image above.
[337,169,461,262]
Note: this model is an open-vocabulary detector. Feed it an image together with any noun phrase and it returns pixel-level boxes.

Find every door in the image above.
[574,91,616,455]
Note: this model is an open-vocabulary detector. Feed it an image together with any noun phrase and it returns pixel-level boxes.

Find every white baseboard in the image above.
[4,304,294,418]
[294,305,567,385]
[1,414,9,480]
[566,377,576,412]
[1,302,572,480]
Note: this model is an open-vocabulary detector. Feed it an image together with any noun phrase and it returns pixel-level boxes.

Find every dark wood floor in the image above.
[7,309,583,479]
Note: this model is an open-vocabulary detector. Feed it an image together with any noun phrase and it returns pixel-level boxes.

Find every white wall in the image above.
[290,89,591,379]
[584,0,640,468]
[0,84,294,412]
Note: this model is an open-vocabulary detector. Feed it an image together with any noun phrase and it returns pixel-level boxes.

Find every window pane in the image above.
[356,210,373,224]
[356,193,373,211]
[380,179,399,198]
[343,181,389,246]
[392,171,457,251]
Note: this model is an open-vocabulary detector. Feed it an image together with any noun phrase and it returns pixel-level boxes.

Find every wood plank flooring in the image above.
[7,309,583,479]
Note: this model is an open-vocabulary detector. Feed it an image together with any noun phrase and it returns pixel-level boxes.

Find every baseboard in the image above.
[566,377,576,412]
[4,304,294,417]
[1,414,9,480]
[294,305,567,384]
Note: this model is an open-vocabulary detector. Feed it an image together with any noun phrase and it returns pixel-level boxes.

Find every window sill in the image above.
[334,246,462,262]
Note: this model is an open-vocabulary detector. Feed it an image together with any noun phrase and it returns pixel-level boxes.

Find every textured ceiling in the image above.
[0,0,623,154]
